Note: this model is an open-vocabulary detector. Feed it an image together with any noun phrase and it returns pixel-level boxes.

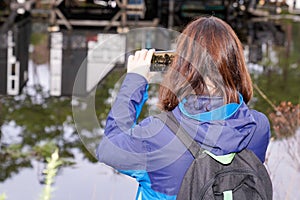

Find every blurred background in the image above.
[0,0,300,199]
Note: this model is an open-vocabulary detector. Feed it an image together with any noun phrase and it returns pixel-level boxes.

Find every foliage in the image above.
[0,67,127,183]
[0,92,77,182]
[0,143,32,182]
[95,67,126,123]
[269,101,300,138]
[71,67,126,160]
[40,149,62,200]
[30,33,48,46]
[0,193,7,200]
[250,20,300,134]
[30,33,49,64]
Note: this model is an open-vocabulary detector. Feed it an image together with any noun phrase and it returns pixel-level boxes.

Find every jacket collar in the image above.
[178,93,243,122]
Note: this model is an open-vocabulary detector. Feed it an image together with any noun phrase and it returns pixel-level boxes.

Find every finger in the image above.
[127,55,135,71]
[134,50,141,60]
[128,55,134,62]
[145,49,155,64]
[139,49,148,61]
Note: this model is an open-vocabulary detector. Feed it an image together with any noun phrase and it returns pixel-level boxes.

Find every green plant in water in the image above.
[40,148,63,200]
[0,193,7,200]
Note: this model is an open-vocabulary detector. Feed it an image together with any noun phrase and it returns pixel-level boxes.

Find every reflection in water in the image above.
[246,19,285,63]
[0,61,137,199]
[49,27,175,96]
[0,13,300,199]
[49,30,125,96]
[0,14,31,96]
[245,20,300,113]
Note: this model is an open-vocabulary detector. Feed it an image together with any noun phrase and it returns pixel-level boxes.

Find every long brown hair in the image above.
[158,16,253,111]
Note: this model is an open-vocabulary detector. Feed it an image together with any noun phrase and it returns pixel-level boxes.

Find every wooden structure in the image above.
[0,12,31,95]
[47,0,160,31]
[49,27,174,96]
[49,30,126,96]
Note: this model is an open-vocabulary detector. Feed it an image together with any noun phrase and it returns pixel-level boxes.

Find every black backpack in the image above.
[155,112,273,200]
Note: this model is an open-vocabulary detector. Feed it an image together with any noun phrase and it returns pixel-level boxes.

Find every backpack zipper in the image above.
[199,168,264,200]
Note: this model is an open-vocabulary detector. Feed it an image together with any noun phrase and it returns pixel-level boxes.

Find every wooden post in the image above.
[104,10,123,31]
[122,0,128,27]
[55,8,73,30]
[168,0,174,29]
[49,0,56,26]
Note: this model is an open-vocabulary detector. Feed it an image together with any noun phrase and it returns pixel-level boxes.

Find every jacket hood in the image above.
[173,94,257,156]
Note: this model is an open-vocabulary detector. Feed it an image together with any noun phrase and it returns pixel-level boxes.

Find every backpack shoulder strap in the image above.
[154,111,204,158]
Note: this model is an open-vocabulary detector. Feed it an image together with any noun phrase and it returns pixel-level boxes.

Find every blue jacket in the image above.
[97,73,271,200]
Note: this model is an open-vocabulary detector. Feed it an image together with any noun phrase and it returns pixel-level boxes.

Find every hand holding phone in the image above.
[127,49,155,80]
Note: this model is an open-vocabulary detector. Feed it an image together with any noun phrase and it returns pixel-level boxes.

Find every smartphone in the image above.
[150,50,175,72]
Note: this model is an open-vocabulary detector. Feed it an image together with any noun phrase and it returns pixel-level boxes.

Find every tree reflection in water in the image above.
[0,16,300,199]
[0,66,129,184]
